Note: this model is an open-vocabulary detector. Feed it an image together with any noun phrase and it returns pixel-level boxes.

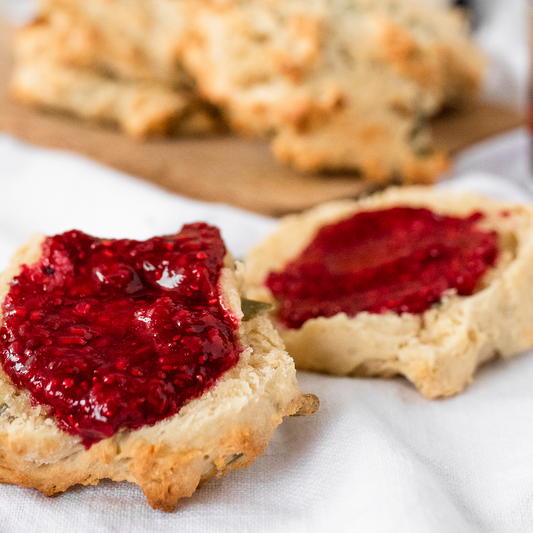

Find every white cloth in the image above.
[0,129,532,532]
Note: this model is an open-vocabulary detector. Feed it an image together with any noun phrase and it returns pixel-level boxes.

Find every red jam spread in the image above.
[0,224,241,448]
[267,207,498,329]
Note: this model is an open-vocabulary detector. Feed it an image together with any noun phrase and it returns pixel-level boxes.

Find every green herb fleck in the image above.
[227,453,244,465]
[241,298,273,321]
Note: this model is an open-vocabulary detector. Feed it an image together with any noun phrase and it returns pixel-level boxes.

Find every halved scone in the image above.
[245,187,533,398]
[0,226,317,512]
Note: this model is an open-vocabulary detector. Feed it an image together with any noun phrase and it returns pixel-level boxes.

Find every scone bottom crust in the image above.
[267,206,499,328]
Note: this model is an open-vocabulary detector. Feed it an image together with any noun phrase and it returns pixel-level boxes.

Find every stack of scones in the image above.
[11,0,485,184]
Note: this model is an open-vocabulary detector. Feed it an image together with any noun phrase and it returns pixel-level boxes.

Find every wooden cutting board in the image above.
[0,17,526,216]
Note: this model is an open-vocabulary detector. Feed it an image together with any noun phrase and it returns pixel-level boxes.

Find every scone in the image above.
[244,187,533,398]
[11,0,483,182]
[183,0,484,182]
[10,17,223,137]
[37,0,192,87]
[0,225,317,512]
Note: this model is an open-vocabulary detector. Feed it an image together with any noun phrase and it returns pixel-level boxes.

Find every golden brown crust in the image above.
[244,187,533,398]
[0,237,315,511]
[10,18,224,138]
[37,0,192,87]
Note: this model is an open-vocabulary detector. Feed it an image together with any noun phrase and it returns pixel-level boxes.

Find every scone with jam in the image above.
[245,187,533,398]
[0,224,317,511]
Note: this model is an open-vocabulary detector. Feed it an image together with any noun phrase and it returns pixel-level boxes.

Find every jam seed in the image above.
[59,336,87,346]
[75,303,91,315]
[69,327,87,336]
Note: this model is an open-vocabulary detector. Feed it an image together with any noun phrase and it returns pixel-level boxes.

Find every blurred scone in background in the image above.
[0,0,528,186]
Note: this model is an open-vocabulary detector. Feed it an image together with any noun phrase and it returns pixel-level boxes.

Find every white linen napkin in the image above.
[0,130,532,533]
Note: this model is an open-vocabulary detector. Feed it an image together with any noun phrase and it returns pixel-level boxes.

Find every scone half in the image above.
[245,187,533,398]
[0,229,316,512]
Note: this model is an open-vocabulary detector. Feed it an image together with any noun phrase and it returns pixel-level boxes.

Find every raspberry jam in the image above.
[0,224,241,448]
[267,207,498,329]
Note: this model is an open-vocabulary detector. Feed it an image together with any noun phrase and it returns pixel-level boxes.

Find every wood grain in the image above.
[0,17,525,216]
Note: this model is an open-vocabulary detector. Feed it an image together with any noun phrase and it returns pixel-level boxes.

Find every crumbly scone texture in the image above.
[182,0,484,182]
[10,17,223,138]
[244,187,533,398]
[36,0,194,88]
[0,235,313,512]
